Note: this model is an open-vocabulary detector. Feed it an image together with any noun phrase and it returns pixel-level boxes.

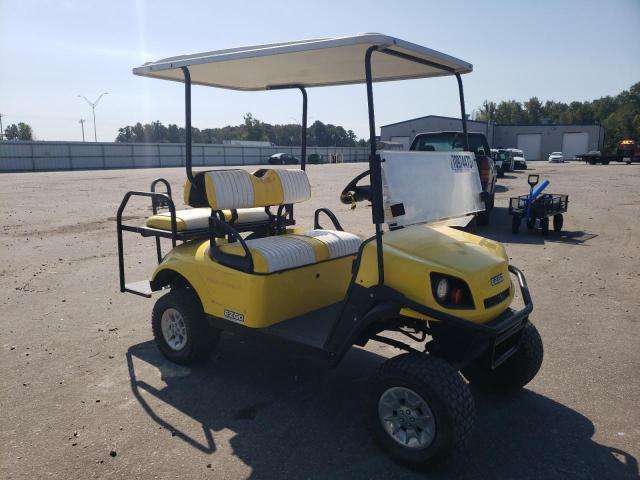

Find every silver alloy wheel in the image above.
[378,386,436,450]
[160,308,188,351]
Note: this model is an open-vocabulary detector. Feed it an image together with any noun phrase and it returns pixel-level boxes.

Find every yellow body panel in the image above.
[152,224,513,329]
[356,224,514,323]
[152,239,353,328]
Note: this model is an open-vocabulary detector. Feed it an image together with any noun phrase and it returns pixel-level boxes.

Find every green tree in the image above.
[4,123,33,140]
[17,123,33,140]
[242,113,266,141]
[524,97,543,124]
[4,124,19,140]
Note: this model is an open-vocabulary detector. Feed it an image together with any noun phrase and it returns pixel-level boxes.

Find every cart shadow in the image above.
[126,338,637,480]
[495,184,509,193]
[478,207,598,246]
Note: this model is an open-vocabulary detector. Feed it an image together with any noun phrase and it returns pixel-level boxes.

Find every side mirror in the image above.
[528,174,539,187]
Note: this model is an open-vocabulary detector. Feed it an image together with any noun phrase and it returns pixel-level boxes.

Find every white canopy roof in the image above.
[133,33,472,91]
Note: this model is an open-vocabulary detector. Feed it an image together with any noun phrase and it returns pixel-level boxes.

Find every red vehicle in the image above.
[617,139,640,164]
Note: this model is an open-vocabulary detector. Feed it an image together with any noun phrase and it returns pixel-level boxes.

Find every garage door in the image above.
[517,134,542,160]
[390,136,411,150]
[562,132,589,159]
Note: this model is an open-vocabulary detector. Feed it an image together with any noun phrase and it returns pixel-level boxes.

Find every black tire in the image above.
[511,215,520,234]
[540,217,550,236]
[152,289,220,365]
[369,353,475,469]
[602,160,609,165]
[588,159,596,165]
[462,322,543,394]
[476,194,493,226]
[553,214,563,232]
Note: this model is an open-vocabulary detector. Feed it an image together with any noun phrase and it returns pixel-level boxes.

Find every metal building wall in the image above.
[0,141,369,172]
[492,124,604,160]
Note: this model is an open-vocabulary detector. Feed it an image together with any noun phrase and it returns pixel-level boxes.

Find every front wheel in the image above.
[152,289,220,364]
[553,214,564,232]
[369,353,475,469]
[462,322,543,394]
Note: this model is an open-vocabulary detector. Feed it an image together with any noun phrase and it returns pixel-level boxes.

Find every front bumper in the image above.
[423,265,533,368]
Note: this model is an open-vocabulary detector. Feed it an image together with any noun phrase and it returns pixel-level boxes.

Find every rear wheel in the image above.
[462,322,543,394]
[553,214,564,232]
[477,193,493,226]
[152,289,220,364]
[369,353,475,469]
[540,217,550,236]
[511,215,520,234]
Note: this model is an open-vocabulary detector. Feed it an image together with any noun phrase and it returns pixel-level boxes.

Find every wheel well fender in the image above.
[150,269,193,292]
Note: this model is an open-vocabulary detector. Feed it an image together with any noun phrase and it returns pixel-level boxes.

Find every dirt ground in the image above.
[1,161,639,480]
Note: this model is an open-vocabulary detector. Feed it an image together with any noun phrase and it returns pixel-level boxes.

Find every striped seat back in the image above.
[184,168,311,210]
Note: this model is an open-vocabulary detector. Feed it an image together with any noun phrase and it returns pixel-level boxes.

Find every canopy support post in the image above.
[181,66,194,186]
[299,87,307,170]
[364,46,385,286]
[455,73,469,152]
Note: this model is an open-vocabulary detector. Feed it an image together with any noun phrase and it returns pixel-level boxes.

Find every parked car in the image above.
[548,152,565,163]
[410,131,497,225]
[490,148,508,177]
[508,148,527,169]
[268,153,299,165]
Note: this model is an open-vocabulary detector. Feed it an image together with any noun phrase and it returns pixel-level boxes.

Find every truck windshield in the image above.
[412,132,490,156]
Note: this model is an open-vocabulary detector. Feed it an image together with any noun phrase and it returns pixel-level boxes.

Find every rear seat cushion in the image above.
[146,207,270,232]
[146,208,210,231]
[218,229,362,273]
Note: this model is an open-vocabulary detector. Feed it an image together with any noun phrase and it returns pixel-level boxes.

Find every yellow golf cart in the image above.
[117,34,542,468]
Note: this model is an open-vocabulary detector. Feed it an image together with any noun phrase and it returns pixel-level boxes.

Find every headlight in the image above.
[435,278,449,301]
[430,273,475,309]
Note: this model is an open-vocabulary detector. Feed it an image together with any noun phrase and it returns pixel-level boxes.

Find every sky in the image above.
[0,0,638,142]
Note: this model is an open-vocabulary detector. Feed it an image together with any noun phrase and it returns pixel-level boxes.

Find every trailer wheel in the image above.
[462,322,543,394]
[369,353,474,469]
[152,289,220,365]
[511,215,520,234]
[553,214,563,232]
[540,217,550,236]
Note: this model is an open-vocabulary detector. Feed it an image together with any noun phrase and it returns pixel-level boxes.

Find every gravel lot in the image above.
[1,161,639,479]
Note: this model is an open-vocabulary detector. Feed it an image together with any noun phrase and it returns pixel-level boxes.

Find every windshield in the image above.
[412,132,490,157]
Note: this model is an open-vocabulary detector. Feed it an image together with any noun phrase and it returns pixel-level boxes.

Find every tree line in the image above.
[474,82,640,152]
[2,123,34,141]
[115,113,368,147]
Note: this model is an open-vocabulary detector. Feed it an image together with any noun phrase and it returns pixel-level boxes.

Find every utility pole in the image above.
[0,113,5,141]
[78,92,108,142]
[79,119,86,142]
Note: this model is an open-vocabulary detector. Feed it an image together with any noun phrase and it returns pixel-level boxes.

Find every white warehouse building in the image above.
[379,115,605,160]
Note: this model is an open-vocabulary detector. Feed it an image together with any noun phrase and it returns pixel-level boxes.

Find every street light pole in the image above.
[79,119,86,142]
[78,92,108,142]
[0,113,5,141]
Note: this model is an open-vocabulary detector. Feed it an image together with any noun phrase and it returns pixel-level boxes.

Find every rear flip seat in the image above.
[146,168,309,232]
[218,229,362,273]
[146,207,269,232]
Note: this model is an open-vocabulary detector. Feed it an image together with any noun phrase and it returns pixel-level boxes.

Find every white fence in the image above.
[0,141,370,172]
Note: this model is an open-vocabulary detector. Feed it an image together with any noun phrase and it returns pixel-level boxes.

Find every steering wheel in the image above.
[340,170,371,205]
